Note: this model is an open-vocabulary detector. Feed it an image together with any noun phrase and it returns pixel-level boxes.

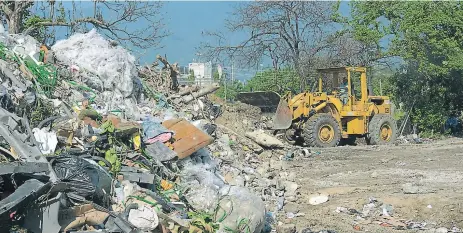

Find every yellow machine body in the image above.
[237,67,396,147]
[286,67,392,137]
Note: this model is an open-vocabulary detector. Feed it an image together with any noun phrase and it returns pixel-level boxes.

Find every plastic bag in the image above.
[52,29,137,98]
[184,184,220,213]
[216,186,266,233]
[32,128,58,154]
[128,205,159,230]
[9,34,40,58]
[179,150,226,213]
[51,156,112,207]
[142,117,172,143]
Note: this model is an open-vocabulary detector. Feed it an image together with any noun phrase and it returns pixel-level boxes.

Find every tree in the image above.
[188,70,195,81]
[202,2,339,91]
[213,70,220,81]
[0,1,34,34]
[324,32,383,67]
[1,1,169,49]
[215,79,244,101]
[350,1,463,75]
[244,68,300,94]
[349,1,463,133]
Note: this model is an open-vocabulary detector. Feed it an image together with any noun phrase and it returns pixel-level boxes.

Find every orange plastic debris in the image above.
[161,179,174,190]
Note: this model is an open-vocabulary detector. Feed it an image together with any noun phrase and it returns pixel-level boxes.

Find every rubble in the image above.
[334,197,456,231]
[246,129,285,148]
[283,202,299,213]
[276,224,296,233]
[0,28,277,233]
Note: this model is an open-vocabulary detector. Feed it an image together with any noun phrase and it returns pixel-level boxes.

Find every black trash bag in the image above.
[0,85,13,112]
[203,123,217,136]
[51,156,112,207]
[209,104,222,118]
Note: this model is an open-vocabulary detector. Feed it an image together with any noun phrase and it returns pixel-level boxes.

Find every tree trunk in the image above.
[8,13,21,34]
[173,84,220,105]
[294,59,306,92]
[156,55,180,91]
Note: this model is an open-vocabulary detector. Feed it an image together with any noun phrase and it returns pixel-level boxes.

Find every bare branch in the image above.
[200,1,339,89]
[3,1,169,50]
[0,2,12,17]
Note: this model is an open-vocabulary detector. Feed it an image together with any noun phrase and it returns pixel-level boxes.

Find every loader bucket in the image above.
[236,91,292,130]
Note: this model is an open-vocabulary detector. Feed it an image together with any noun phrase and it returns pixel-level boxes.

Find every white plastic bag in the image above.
[128,205,159,230]
[52,29,137,97]
[32,128,58,154]
[216,186,266,233]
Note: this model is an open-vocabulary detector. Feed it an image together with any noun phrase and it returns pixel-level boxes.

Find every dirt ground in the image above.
[212,101,463,232]
[285,137,463,232]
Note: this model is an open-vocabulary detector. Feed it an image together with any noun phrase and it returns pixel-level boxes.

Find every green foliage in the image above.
[243,68,300,95]
[24,15,49,42]
[17,2,67,43]
[215,79,244,101]
[213,70,220,81]
[29,99,55,128]
[100,120,116,134]
[213,68,303,101]
[187,211,220,233]
[390,63,463,134]
[412,103,446,135]
[350,2,463,75]
[102,148,121,173]
[330,0,345,23]
[369,68,396,100]
[215,68,300,101]
[188,70,195,80]
[350,2,463,134]
[213,70,244,101]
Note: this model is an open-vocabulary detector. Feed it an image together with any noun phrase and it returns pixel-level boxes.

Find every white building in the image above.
[188,61,214,86]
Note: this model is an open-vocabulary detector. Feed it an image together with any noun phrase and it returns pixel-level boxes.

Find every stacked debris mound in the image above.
[208,97,328,233]
[215,101,263,136]
[51,29,141,119]
[52,29,137,97]
[0,29,264,233]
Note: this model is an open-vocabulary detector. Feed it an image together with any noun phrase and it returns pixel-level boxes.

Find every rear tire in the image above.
[366,114,398,145]
[303,113,341,148]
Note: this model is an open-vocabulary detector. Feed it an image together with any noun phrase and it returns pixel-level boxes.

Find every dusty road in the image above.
[284,138,463,232]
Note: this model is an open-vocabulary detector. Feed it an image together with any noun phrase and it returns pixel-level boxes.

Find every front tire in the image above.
[303,113,341,147]
[283,129,297,145]
[366,114,398,145]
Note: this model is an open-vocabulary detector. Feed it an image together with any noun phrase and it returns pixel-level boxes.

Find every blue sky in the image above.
[156,1,350,64]
[156,1,237,65]
[34,1,352,80]
[155,1,259,79]
[154,1,351,80]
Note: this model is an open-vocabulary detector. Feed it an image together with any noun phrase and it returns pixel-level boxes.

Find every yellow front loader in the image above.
[237,67,397,147]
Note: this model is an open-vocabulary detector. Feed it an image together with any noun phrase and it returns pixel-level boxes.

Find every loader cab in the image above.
[317,67,369,109]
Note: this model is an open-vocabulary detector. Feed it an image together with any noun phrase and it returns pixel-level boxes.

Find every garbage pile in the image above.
[0,29,265,233]
[209,101,319,233]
